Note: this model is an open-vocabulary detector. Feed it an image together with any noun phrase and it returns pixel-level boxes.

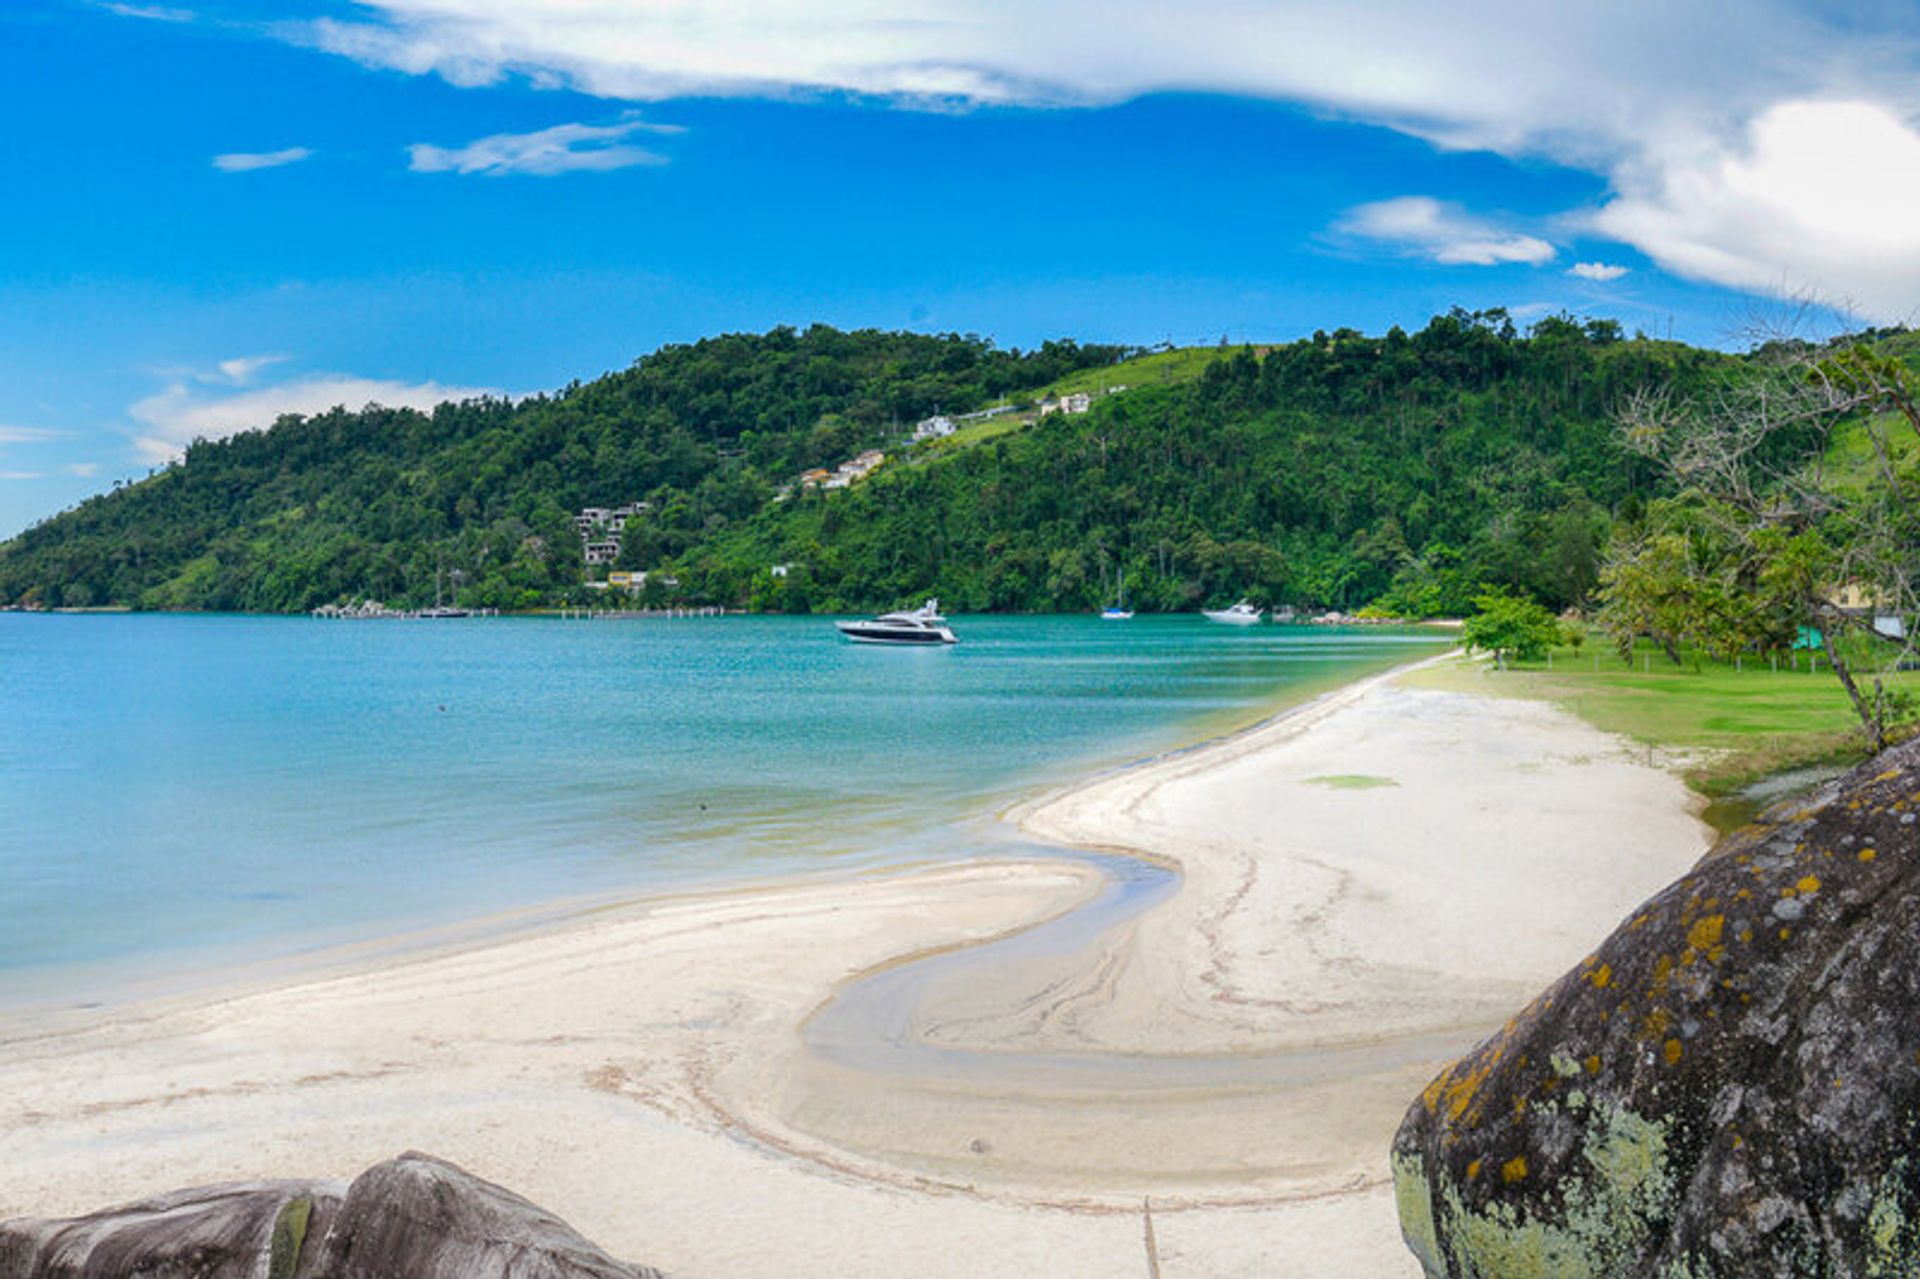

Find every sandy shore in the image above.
[0,660,1710,1276]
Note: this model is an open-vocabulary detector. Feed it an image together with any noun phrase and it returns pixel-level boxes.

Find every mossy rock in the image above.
[1395,737,1920,1278]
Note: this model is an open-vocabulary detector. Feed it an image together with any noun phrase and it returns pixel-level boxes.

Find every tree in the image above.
[1463,588,1566,668]
[1600,331,1919,749]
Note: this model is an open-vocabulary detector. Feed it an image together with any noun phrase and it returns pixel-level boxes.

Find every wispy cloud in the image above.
[1568,261,1630,282]
[289,1,1920,319]
[0,426,64,445]
[63,462,101,478]
[213,354,288,384]
[1337,197,1555,267]
[213,147,313,173]
[129,370,497,464]
[97,2,193,21]
[408,119,676,177]
[0,472,45,481]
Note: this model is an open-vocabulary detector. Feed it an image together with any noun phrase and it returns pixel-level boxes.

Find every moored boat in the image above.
[835,599,958,645]
[1202,599,1264,625]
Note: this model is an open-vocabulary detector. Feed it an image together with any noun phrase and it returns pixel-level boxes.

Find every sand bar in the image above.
[0,660,1710,1276]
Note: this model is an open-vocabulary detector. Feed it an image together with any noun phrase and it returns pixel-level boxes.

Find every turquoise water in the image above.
[0,613,1447,1003]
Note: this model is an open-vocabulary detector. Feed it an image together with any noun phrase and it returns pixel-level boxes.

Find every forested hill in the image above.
[0,313,1727,614]
[0,327,1128,611]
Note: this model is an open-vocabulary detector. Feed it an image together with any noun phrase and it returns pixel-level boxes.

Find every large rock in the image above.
[0,1152,665,1278]
[1394,737,1920,1278]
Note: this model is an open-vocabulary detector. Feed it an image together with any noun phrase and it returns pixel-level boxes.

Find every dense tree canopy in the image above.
[0,313,1730,615]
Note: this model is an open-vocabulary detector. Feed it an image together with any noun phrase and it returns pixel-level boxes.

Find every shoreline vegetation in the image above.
[1417,635,1920,829]
[0,652,1717,1276]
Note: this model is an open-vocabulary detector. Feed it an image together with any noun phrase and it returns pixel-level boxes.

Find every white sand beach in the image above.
[0,661,1711,1277]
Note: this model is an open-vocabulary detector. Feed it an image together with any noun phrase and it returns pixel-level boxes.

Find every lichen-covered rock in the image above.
[0,1152,665,1279]
[1394,738,1920,1278]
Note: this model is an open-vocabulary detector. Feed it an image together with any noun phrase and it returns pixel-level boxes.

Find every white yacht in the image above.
[835,599,958,645]
[1203,599,1264,625]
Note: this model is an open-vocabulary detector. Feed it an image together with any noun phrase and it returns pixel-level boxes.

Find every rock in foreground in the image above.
[0,1151,665,1279]
[1393,738,1920,1277]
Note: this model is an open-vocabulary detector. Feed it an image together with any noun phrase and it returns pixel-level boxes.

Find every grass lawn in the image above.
[1406,637,1917,823]
[972,345,1232,415]
[897,346,1234,468]
[1034,346,1228,400]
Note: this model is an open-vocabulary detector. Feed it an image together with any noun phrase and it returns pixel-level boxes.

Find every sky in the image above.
[4,1,1920,537]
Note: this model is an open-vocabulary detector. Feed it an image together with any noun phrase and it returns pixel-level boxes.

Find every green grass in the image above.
[1304,773,1400,789]
[1406,638,1917,803]
[1824,410,1920,500]
[919,414,1032,453]
[899,345,1233,466]
[1031,346,1228,401]
[971,345,1230,415]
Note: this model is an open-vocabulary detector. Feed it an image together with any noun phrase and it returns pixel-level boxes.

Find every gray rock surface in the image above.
[1393,737,1920,1277]
[0,1152,665,1279]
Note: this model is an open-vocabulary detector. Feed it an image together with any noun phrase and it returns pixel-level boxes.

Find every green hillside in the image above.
[0,327,1128,611]
[0,311,1729,614]
[678,313,1726,613]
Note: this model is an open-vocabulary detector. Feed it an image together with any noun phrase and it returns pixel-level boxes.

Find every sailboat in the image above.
[1101,568,1133,619]
[417,563,471,619]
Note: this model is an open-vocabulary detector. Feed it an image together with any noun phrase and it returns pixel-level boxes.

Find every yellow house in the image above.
[1834,580,1878,611]
[608,571,643,591]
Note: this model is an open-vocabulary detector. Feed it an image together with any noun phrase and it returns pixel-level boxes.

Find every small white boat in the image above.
[835,599,957,645]
[1203,599,1264,625]
[1101,570,1133,620]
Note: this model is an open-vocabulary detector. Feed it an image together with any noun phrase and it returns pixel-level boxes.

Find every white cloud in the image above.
[0,472,45,481]
[63,462,101,478]
[213,148,313,173]
[129,374,497,464]
[287,2,1920,318]
[213,354,288,385]
[98,2,193,21]
[1338,197,1554,267]
[1593,99,1920,322]
[1569,261,1630,282]
[0,426,63,445]
[408,120,673,177]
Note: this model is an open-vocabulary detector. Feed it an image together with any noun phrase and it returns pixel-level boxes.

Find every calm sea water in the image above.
[0,613,1447,1003]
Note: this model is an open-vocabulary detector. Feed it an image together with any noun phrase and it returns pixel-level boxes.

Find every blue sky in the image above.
[3,0,1918,537]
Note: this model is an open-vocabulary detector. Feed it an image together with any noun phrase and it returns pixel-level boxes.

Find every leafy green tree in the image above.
[1602,336,1919,749]
[1463,589,1567,668]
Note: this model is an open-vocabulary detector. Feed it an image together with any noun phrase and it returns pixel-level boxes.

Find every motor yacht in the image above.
[835,599,958,645]
[1202,599,1264,625]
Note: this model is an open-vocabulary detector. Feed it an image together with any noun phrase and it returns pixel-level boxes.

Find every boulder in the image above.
[0,1152,665,1279]
[1393,738,1920,1278]
[0,1179,340,1279]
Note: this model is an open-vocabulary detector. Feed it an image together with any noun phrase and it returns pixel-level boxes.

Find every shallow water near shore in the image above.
[0,612,1447,1007]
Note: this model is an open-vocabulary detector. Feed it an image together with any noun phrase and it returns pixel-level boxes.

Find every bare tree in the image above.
[1601,313,1918,750]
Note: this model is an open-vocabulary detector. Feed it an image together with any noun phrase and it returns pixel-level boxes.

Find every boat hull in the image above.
[835,623,957,645]
[1203,612,1263,625]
